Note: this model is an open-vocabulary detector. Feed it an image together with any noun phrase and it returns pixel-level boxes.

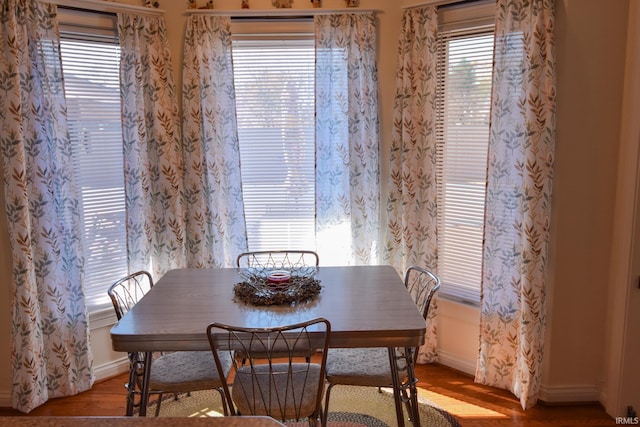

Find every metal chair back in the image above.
[404,265,441,322]
[207,318,331,426]
[236,250,319,269]
[403,266,441,364]
[107,271,154,415]
[108,270,153,320]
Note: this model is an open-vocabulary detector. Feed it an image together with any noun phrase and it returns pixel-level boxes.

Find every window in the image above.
[59,9,127,312]
[435,2,494,304]
[231,21,316,251]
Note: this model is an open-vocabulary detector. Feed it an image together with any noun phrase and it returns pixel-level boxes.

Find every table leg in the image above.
[388,347,406,427]
[138,351,153,417]
[404,347,421,427]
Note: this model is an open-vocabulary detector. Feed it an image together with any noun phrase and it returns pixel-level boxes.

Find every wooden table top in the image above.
[110,265,426,352]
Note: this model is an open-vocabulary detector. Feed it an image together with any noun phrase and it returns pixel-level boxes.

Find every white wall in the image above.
[604,0,640,417]
[544,0,628,406]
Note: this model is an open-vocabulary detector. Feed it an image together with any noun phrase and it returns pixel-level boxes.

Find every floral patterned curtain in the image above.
[475,0,556,409]
[383,6,439,363]
[182,15,247,267]
[118,12,187,277]
[315,13,379,266]
[0,0,93,412]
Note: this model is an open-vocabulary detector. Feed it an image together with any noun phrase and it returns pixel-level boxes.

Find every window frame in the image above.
[230,18,318,253]
[434,1,495,305]
[58,7,128,319]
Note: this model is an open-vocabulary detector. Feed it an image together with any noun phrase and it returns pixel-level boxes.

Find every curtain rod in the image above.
[42,0,165,16]
[185,8,379,17]
[402,0,471,10]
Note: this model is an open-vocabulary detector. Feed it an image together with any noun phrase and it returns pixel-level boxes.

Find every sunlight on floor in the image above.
[189,408,224,417]
[181,389,510,421]
[416,387,510,419]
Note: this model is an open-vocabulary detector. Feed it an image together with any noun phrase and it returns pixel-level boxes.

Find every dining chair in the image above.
[322,266,441,425]
[236,249,320,363]
[236,250,319,270]
[108,271,232,416]
[206,318,331,427]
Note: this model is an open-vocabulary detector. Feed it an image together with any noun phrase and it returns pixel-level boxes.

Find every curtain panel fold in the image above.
[118,12,188,277]
[0,0,94,413]
[383,6,439,363]
[475,0,556,409]
[314,12,380,266]
[182,15,248,267]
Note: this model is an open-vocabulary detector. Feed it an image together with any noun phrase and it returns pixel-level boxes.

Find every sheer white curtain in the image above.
[118,12,187,276]
[315,13,380,266]
[182,15,247,267]
[383,6,440,363]
[0,0,93,412]
[476,0,556,409]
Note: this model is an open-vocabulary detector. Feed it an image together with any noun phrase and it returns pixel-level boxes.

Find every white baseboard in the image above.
[538,383,601,404]
[437,349,477,376]
[435,350,601,405]
[0,390,10,408]
[94,357,130,382]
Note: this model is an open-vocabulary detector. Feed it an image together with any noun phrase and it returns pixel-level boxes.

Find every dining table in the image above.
[110,265,427,426]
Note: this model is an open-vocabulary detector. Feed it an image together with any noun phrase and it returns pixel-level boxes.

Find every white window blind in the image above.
[436,25,494,304]
[232,27,316,251]
[59,10,128,312]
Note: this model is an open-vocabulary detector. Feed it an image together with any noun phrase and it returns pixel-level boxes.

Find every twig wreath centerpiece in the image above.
[233,267,322,306]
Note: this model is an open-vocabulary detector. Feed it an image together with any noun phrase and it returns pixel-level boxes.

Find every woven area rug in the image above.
[155,385,462,427]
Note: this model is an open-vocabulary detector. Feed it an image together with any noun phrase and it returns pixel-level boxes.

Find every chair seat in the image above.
[232,363,322,420]
[325,348,407,387]
[150,350,231,393]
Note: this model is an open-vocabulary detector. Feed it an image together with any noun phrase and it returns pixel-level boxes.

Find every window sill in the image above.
[89,307,117,330]
[437,292,481,309]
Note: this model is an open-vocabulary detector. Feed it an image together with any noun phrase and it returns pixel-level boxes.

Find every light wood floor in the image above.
[0,363,615,426]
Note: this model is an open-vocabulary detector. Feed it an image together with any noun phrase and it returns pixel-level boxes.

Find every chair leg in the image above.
[125,359,141,416]
[216,388,229,416]
[388,348,406,427]
[322,383,335,427]
[401,388,412,421]
[124,383,135,416]
[404,349,421,426]
[308,413,319,427]
[154,392,164,417]
[138,352,154,416]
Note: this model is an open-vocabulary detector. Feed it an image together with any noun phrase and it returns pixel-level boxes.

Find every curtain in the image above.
[315,13,380,266]
[182,15,247,267]
[383,6,439,363]
[0,0,93,412]
[476,0,556,409]
[118,12,187,277]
